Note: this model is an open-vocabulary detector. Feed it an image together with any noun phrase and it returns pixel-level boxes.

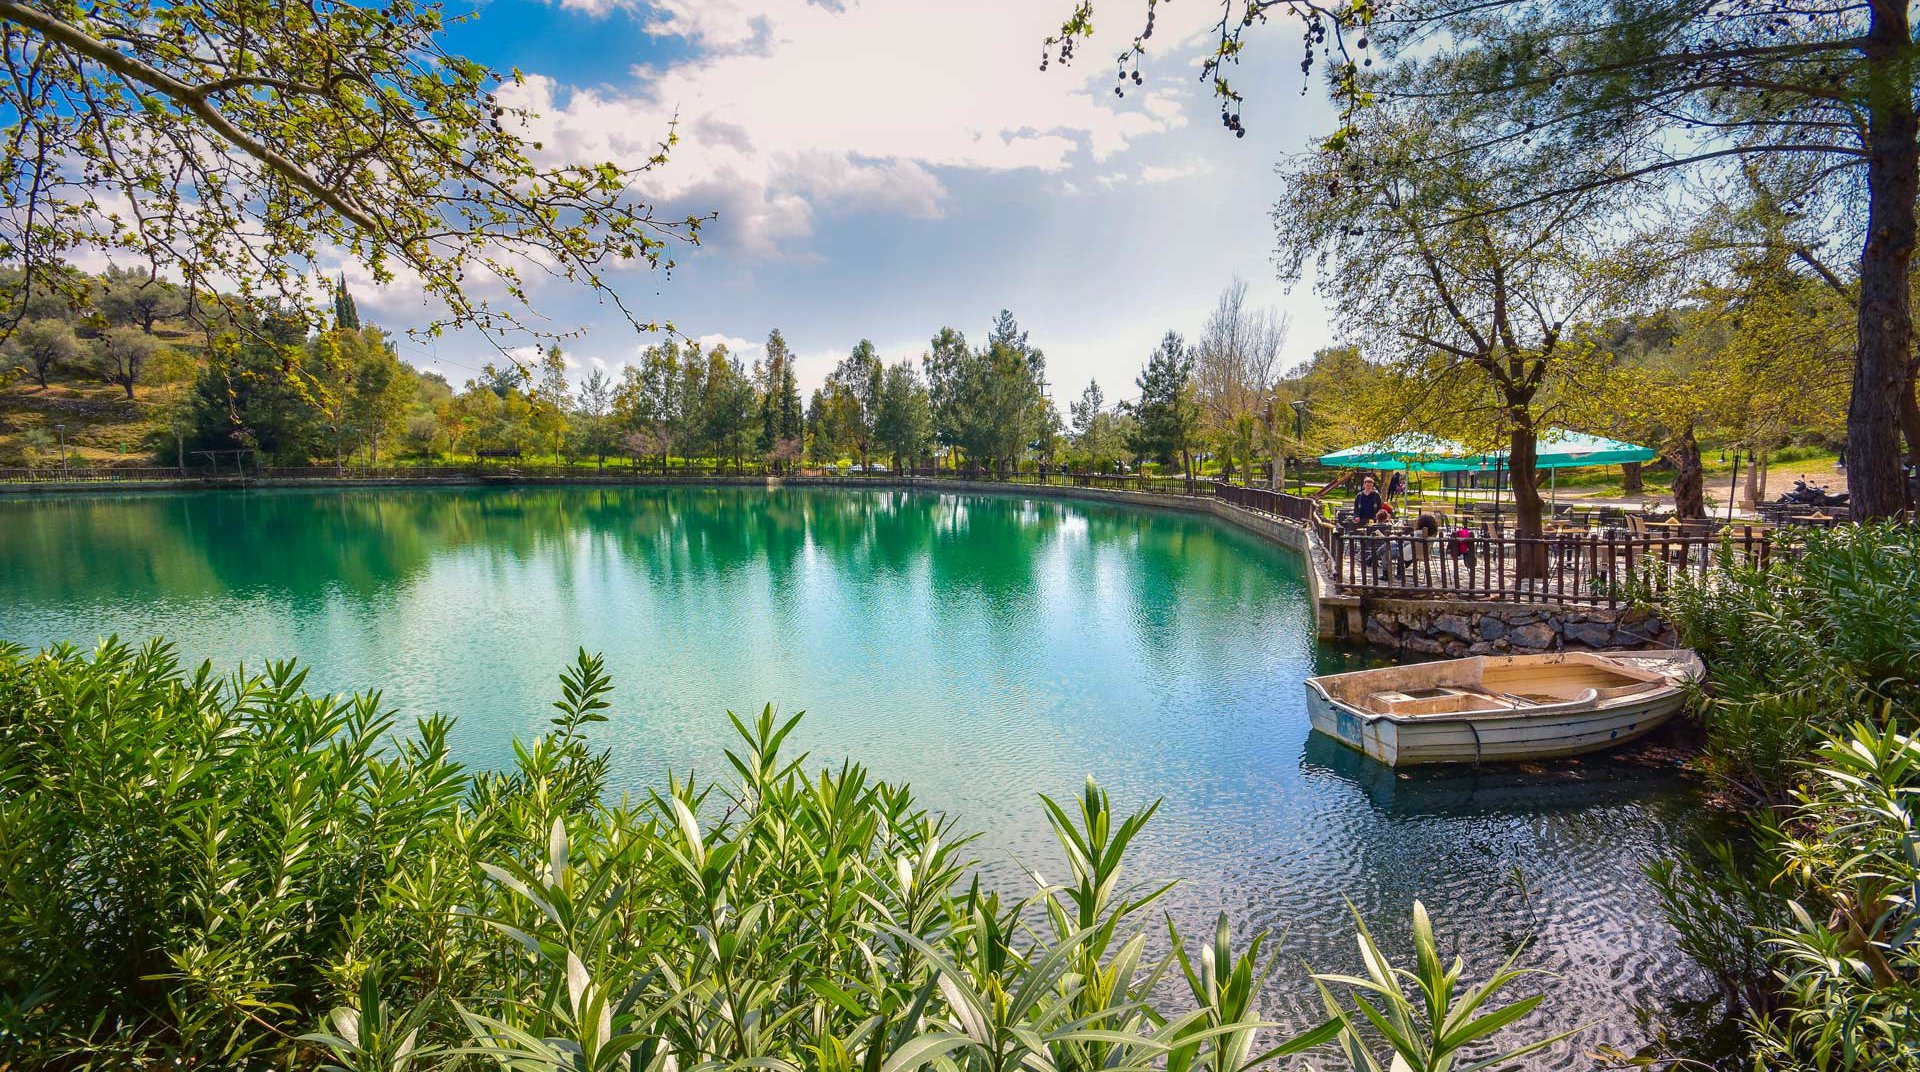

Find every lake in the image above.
[0,484,1717,1055]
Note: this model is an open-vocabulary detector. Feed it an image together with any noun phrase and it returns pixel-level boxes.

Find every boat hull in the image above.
[1304,651,1700,767]
[1307,688,1684,766]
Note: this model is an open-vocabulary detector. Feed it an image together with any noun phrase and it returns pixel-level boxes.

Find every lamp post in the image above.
[54,422,67,473]
[1289,400,1307,494]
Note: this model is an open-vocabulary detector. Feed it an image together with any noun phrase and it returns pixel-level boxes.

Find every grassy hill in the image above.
[1,317,204,468]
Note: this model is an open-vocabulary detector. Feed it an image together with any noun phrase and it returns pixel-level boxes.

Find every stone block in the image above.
[1510,622,1557,650]
[1478,617,1509,641]
[1433,613,1474,641]
[1563,620,1617,649]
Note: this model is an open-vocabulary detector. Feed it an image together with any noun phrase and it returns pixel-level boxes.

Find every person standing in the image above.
[1353,475,1383,522]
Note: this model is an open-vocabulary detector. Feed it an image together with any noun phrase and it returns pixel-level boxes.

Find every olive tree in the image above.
[94,325,156,398]
[7,317,83,388]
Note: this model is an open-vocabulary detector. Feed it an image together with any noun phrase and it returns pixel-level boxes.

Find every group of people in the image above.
[1344,474,1475,581]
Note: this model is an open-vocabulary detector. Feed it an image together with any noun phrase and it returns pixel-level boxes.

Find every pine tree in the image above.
[758,328,805,455]
[1128,331,1199,475]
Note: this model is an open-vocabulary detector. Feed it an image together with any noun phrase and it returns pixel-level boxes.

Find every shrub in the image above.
[1652,522,1920,1068]
[0,638,1559,1071]
[1663,522,1920,800]
[1747,722,1920,1072]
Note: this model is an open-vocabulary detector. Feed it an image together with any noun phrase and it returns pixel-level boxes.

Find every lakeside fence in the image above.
[1329,529,1781,607]
[1206,480,1798,607]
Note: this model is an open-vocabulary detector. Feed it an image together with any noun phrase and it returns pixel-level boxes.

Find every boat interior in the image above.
[1322,655,1672,718]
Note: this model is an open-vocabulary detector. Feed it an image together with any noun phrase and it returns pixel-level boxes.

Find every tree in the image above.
[805,387,834,464]
[478,362,529,399]
[1127,331,1199,478]
[572,367,620,468]
[1050,0,1919,517]
[1068,379,1131,472]
[873,361,933,471]
[334,329,416,466]
[94,326,156,399]
[531,345,571,460]
[7,319,83,388]
[577,367,614,421]
[1271,108,1647,560]
[98,266,182,334]
[670,342,708,469]
[1,0,705,346]
[185,323,327,464]
[923,326,972,468]
[755,328,804,465]
[950,312,1050,475]
[1193,279,1286,481]
[700,345,756,471]
[1583,260,1852,518]
[333,274,360,331]
[613,342,681,470]
[825,340,885,470]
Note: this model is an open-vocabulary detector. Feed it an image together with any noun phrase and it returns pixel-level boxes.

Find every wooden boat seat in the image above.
[1367,683,1604,718]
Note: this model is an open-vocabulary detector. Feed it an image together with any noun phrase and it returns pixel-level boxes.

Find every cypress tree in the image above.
[334,273,361,330]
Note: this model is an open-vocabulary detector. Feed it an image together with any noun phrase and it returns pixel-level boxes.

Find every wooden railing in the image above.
[1204,479,1804,607]
[1332,528,1782,607]
[0,466,235,483]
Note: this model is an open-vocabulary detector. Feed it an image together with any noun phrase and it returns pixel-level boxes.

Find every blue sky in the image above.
[362,0,1342,404]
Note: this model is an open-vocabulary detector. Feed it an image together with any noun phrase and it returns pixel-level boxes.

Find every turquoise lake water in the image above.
[0,485,1718,1054]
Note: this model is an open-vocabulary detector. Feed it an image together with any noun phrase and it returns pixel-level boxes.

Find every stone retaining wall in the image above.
[1359,599,1678,657]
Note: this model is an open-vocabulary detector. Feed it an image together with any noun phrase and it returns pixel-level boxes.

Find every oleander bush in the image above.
[1652,522,1920,1070]
[0,638,1561,1071]
[1665,522,1920,801]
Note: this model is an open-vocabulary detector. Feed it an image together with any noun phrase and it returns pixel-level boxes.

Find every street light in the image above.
[54,422,67,473]
[1289,401,1307,494]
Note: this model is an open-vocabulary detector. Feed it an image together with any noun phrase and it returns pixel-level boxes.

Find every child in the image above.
[1449,518,1475,571]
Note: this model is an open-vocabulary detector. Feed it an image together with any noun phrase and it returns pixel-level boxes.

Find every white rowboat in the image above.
[1304,650,1704,767]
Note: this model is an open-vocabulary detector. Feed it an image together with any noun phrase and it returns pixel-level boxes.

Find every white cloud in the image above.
[504,0,1213,256]
[1138,161,1213,184]
[694,332,762,363]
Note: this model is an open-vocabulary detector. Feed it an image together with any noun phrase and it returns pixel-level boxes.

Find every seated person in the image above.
[1367,509,1395,580]
[1397,513,1441,580]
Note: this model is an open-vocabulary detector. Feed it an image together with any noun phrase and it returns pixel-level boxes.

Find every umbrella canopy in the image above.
[1457,431,1658,471]
[1318,434,1471,471]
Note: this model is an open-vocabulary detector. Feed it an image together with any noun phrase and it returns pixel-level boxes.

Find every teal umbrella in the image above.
[1318,434,1471,471]
[1456,431,1658,512]
[1457,431,1656,471]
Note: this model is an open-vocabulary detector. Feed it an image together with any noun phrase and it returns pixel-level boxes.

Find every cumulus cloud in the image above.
[694,332,763,362]
[506,0,1213,256]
